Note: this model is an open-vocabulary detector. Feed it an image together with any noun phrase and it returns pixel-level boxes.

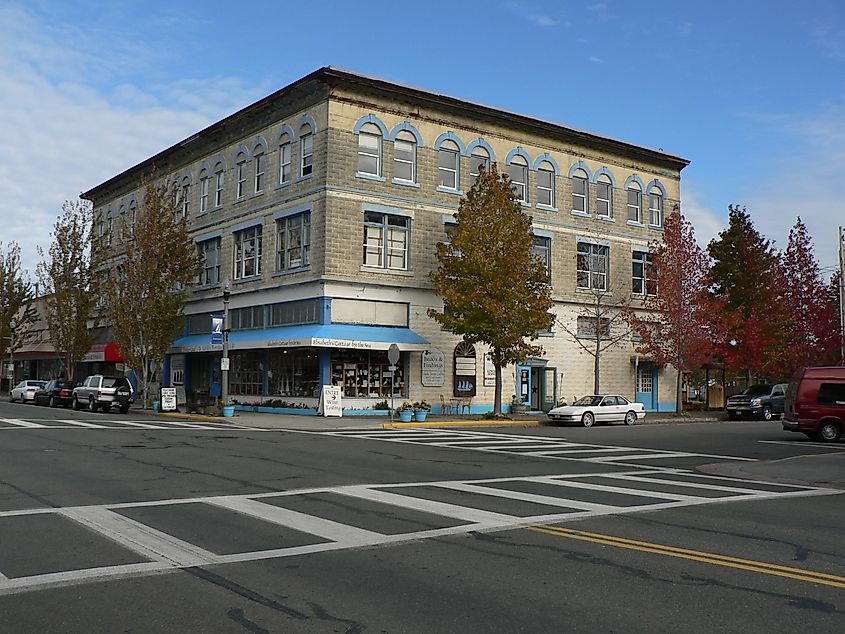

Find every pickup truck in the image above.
[726,383,787,421]
[72,375,133,414]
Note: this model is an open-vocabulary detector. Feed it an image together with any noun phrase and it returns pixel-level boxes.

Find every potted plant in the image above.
[397,401,414,422]
[510,394,527,414]
[413,400,431,422]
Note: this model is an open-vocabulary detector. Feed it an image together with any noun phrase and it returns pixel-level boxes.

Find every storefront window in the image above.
[230,350,265,396]
[331,349,405,398]
[267,348,320,398]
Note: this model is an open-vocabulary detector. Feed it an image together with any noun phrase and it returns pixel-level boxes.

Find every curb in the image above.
[154,411,232,423]
[383,419,541,429]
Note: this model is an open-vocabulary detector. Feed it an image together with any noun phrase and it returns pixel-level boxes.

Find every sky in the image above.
[2,0,844,279]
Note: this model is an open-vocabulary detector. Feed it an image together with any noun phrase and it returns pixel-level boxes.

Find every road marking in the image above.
[759,440,845,450]
[528,525,845,589]
[54,419,111,428]
[0,418,45,428]
[440,482,620,513]
[594,473,779,495]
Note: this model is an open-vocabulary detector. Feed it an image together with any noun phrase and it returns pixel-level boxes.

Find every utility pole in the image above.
[222,281,231,406]
[840,227,845,363]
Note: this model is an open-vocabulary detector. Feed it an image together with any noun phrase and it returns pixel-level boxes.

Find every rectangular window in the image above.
[596,181,612,217]
[231,306,265,331]
[363,211,409,270]
[358,133,380,175]
[181,185,190,217]
[236,162,246,199]
[215,170,224,207]
[508,164,528,202]
[438,148,459,189]
[233,226,262,279]
[198,237,221,286]
[254,154,265,193]
[649,193,663,227]
[469,154,490,187]
[394,139,416,182]
[300,133,313,177]
[632,250,656,295]
[200,177,209,213]
[269,299,320,326]
[275,212,311,271]
[279,143,291,184]
[577,316,610,338]
[627,188,642,223]
[577,241,609,291]
[537,169,554,207]
[572,177,588,213]
[532,236,551,274]
[106,217,112,247]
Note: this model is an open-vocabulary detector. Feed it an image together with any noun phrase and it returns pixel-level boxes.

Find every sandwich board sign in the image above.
[320,385,343,417]
[160,387,177,412]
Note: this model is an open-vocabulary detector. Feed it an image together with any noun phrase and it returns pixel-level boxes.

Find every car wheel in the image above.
[72,396,81,411]
[582,412,595,428]
[624,411,637,426]
[727,411,738,421]
[761,406,772,421]
[8,394,14,403]
[88,396,98,413]
[814,421,842,443]
[49,396,56,408]
[119,404,129,414]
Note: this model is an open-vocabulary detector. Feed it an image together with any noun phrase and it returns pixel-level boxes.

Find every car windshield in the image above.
[743,385,772,396]
[102,378,129,389]
[573,396,603,406]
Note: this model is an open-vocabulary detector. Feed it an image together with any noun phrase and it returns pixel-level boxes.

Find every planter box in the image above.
[398,410,413,422]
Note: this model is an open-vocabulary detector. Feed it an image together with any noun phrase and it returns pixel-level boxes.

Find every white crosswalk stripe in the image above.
[1,469,838,596]
[0,417,255,432]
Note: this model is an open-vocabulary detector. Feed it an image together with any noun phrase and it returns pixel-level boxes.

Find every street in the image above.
[0,400,843,633]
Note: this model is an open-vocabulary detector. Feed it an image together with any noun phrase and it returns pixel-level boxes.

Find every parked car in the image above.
[72,375,133,414]
[725,384,787,421]
[9,380,46,403]
[548,395,646,427]
[783,366,845,442]
[34,379,79,408]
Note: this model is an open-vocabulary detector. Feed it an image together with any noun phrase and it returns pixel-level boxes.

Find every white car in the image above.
[10,380,47,403]
[548,394,646,427]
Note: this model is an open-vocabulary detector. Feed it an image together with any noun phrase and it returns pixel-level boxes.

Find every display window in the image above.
[331,350,405,398]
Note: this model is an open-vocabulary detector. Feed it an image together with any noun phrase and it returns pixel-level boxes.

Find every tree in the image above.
[708,205,785,383]
[104,176,204,407]
[428,165,554,415]
[0,241,36,363]
[624,210,720,413]
[36,199,101,380]
[775,217,840,374]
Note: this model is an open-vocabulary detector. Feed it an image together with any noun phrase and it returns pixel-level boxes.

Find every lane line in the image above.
[532,475,708,503]
[0,418,45,428]
[438,482,620,513]
[528,525,845,589]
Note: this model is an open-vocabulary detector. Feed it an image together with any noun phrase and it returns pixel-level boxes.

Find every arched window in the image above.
[180,176,191,217]
[453,342,477,397]
[536,161,555,208]
[438,139,460,190]
[393,130,417,183]
[571,168,589,213]
[253,150,265,193]
[627,181,642,223]
[508,155,529,203]
[199,169,209,213]
[214,162,225,207]
[299,124,313,177]
[596,174,613,218]
[128,201,137,238]
[469,147,490,187]
[648,187,663,227]
[235,153,247,199]
[357,122,382,176]
[278,133,291,185]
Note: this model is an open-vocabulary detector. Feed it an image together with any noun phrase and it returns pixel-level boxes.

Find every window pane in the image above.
[358,154,378,175]
[359,133,379,152]
[394,140,414,162]
[394,160,413,181]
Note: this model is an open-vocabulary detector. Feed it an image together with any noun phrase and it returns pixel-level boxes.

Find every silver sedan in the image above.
[548,395,646,427]
[10,380,47,403]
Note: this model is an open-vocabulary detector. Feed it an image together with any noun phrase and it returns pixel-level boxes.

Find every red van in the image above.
[783,366,845,442]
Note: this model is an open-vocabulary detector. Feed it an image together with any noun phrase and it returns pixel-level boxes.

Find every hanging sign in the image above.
[211,314,224,345]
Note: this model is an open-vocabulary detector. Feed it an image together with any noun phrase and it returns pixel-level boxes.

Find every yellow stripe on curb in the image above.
[528,525,845,589]
[383,419,541,429]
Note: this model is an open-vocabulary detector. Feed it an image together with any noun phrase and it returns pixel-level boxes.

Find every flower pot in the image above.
[152,400,160,412]
[399,410,413,422]
[414,410,428,422]
[222,405,235,417]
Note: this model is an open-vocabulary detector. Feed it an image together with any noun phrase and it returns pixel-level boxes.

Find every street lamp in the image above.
[221,282,231,406]
[6,317,16,392]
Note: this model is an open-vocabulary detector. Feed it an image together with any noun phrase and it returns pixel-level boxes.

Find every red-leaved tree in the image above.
[625,210,720,413]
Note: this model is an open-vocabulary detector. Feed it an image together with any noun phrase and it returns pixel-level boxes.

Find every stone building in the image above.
[81,67,688,414]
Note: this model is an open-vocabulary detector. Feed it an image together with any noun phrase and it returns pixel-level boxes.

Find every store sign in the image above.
[320,385,343,417]
[160,387,177,412]
[421,348,445,387]
[483,353,496,387]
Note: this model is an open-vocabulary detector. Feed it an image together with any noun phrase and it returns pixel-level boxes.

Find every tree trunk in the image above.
[494,363,502,415]
[675,367,683,414]
[593,338,601,394]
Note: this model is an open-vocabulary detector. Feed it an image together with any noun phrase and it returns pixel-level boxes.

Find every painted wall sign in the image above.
[483,353,496,387]
[421,348,445,387]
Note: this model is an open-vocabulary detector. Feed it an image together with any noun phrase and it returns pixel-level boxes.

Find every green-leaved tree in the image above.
[0,241,36,364]
[37,199,101,380]
[105,177,204,407]
[428,165,554,414]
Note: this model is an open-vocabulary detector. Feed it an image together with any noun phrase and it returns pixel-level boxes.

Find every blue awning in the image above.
[170,323,429,353]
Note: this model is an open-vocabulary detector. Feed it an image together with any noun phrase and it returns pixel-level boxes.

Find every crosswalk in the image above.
[316,428,756,467]
[0,417,257,432]
[0,468,837,595]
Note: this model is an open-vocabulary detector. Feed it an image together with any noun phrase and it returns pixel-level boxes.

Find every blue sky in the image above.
[2,0,844,276]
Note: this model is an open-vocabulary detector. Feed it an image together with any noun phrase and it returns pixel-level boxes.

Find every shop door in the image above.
[517,365,531,406]
[636,366,658,412]
[541,367,557,412]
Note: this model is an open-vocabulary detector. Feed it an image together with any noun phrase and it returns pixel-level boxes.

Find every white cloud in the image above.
[503,1,564,28]
[679,182,725,248]
[0,4,261,277]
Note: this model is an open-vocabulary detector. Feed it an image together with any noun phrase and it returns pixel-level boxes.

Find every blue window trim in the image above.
[646,179,667,197]
[233,143,252,163]
[625,174,646,190]
[388,122,424,146]
[532,228,554,239]
[231,218,264,233]
[353,114,388,137]
[434,131,466,154]
[594,166,617,186]
[568,160,593,180]
[466,138,496,162]
[252,136,268,156]
[295,114,317,138]
[172,169,193,185]
[436,185,464,196]
[273,124,294,147]
[505,147,532,165]
[392,178,420,188]
[272,203,311,221]
[363,202,414,219]
[194,229,223,243]
[211,154,227,172]
[532,153,561,174]
[356,172,386,183]
[536,203,559,212]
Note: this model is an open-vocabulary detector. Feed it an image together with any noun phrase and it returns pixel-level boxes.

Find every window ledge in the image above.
[436,186,464,196]
[275,182,292,191]
[648,224,664,231]
[537,331,555,337]
[272,267,311,277]
[360,265,414,277]
[356,172,386,183]
[576,287,607,294]
[192,283,222,293]
[391,178,420,188]
[520,201,531,208]
[211,205,224,212]
[570,210,590,218]
[296,175,313,184]
[536,204,558,212]
[627,220,645,228]
[250,191,264,199]
[232,274,262,285]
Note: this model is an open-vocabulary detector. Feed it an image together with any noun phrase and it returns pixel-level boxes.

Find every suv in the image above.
[726,384,787,421]
[783,366,845,442]
[73,375,133,414]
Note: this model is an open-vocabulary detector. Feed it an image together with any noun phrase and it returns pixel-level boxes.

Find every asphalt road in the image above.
[0,400,842,633]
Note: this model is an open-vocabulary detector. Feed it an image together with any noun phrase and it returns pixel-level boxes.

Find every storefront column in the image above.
[263,349,270,396]
[319,348,331,387]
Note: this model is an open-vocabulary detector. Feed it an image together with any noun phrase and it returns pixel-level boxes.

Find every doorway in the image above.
[636,365,658,412]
